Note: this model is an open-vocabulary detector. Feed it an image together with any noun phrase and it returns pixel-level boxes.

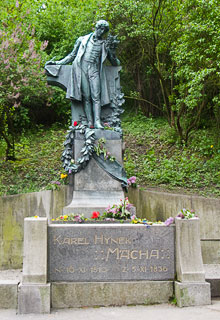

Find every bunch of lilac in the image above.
[165,208,197,226]
[164,217,175,226]
[127,176,136,186]
[51,181,61,186]
[177,208,197,219]
[103,198,135,220]
[68,214,85,223]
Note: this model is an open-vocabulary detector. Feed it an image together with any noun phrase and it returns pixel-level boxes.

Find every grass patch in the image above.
[0,124,67,196]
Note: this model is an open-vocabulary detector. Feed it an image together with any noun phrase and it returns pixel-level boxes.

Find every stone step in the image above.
[204,264,220,297]
[0,269,21,309]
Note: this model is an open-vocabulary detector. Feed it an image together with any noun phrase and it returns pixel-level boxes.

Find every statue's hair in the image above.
[95,20,109,31]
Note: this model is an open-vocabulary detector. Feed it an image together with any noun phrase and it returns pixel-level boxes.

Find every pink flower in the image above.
[14,92,20,99]
[164,217,175,226]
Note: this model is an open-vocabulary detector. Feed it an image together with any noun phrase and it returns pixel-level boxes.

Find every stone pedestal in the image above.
[175,281,211,307]
[18,217,50,314]
[63,130,124,217]
[18,283,50,314]
[22,217,48,284]
[175,217,211,307]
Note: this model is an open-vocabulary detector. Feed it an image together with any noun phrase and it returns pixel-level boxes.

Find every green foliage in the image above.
[0,125,66,196]
[0,2,52,159]
[170,0,220,143]
[122,112,220,197]
[32,0,102,58]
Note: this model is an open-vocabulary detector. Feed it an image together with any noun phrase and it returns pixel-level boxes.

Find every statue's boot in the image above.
[94,104,104,129]
[84,101,93,127]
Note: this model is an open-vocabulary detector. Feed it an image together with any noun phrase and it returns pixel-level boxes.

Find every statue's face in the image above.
[95,25,108,39]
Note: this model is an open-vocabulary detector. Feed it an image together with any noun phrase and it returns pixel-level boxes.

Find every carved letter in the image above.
[130,250,138,259]
[110,238,118,245]
[139,250,149,259]
[53,235,62,245]
[150,250,159,259]
[106,248,119,261]
[120,249,130,259]
[94,234,103,244]
[63,238,71,245]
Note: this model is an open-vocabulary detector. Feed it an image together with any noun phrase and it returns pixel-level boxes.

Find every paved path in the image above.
[1,299,220,320]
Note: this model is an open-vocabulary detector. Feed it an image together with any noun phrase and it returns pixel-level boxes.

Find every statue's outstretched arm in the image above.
[45,37,81,66]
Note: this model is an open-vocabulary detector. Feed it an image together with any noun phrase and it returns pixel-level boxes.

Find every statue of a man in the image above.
[45,20,120,129]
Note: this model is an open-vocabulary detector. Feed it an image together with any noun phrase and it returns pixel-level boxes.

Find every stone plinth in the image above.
[175,282,211,307]
[18,283,50,314]
[52,281,173,308]
[175,217,211,306]
[22,217,48,284]
[48,224,175,282]
[63,130,124,217]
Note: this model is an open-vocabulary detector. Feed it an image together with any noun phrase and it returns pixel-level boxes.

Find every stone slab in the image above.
[63,190,125,216]
[204,264,220,297]
[48,224,175,282]
[74,139,123,192]
[0,280,18,309]
[18,283,50,314]
[22,218,48,284]
[201,240,220,264]
[175,281,211,307]
[52,280,173,308]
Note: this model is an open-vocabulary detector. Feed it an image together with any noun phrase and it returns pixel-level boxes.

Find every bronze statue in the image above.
[45,20,120,129]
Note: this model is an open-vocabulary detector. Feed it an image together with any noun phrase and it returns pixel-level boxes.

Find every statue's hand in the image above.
[45,60,57,66]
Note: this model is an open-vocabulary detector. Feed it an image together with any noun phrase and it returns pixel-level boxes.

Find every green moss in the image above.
[1,210,23,268]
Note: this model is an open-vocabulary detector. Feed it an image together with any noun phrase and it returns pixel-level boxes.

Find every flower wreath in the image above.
[61,123,95,174]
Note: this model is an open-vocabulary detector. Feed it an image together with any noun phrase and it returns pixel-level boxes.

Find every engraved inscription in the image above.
[48,225,175,282]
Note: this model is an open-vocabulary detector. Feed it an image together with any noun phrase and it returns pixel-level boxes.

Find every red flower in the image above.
[73,121,78,126]
[91,211,100,219]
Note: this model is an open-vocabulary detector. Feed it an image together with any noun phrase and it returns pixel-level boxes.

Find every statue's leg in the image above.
[81,68,93,127]
[89,68,103,129]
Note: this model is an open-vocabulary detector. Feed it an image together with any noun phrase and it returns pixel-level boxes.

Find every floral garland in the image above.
[61,123,95,173]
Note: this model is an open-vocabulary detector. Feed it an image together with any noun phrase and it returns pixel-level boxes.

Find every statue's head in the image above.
[95,20,109,38]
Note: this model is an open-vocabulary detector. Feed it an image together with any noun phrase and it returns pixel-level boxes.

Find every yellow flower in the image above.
[34,215,39,218]
[63,215,68,219]
[210,145,213,148]
[124,157,127,161]
[61,173,67,179]
[52,219,55,221]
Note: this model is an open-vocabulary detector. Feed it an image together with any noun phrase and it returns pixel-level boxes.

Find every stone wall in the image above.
[0,186,71,270]
[128,188,220,264]
[1,186,219,270]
